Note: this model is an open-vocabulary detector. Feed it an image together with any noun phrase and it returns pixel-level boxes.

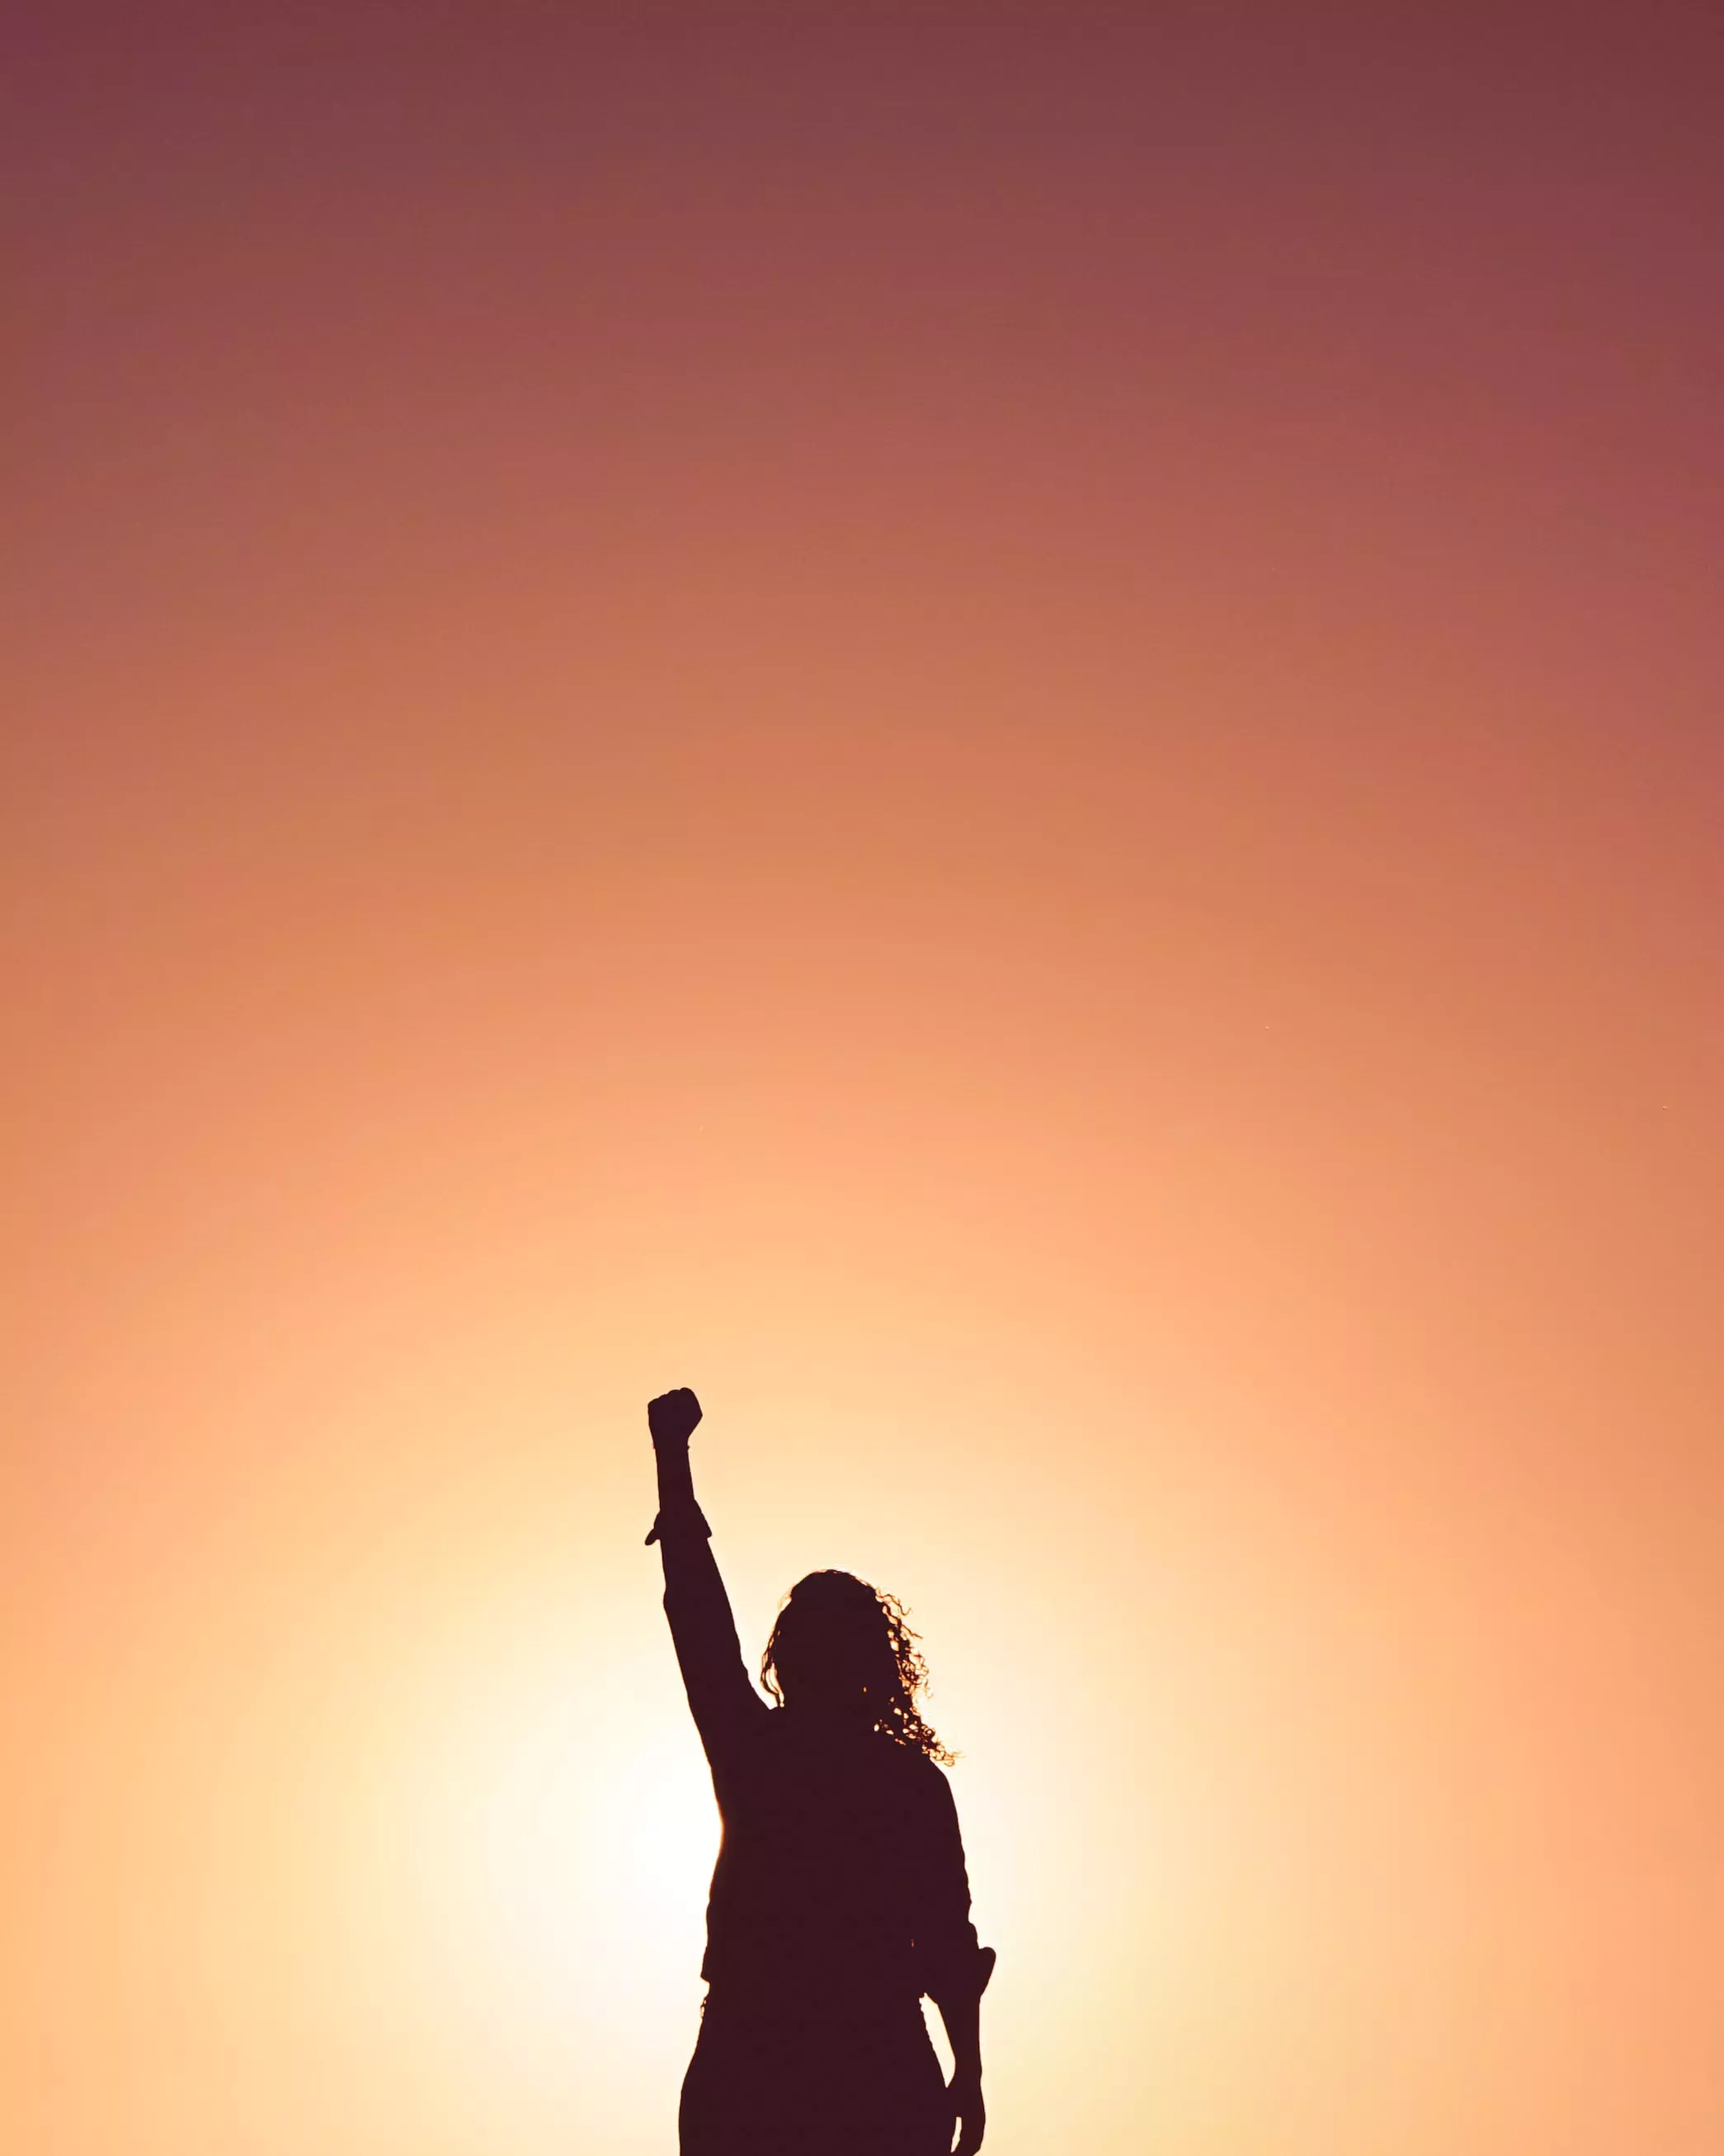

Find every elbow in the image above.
[924,1941,996,2005]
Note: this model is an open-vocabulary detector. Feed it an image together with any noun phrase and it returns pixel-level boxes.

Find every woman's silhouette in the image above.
[645,1386,994,2156]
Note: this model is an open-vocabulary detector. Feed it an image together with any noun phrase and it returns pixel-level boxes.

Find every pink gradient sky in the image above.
[8,9,1722,2155]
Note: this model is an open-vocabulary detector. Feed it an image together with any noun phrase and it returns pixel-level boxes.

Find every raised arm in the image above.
[644,1388,766,1764]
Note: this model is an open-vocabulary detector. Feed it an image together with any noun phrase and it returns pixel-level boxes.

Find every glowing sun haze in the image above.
[7,6,1722,2154]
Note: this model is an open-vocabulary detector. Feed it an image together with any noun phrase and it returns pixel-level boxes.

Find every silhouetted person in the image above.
[645,1386,994,2155]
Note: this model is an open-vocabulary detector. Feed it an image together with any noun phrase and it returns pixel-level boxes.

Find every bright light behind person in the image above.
[343,1590,718,2112]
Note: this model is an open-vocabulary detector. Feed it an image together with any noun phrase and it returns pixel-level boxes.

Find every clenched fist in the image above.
[648,1387,703,1448]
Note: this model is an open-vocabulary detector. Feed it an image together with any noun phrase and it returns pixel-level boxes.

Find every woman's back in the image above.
[701,1712,974,2003]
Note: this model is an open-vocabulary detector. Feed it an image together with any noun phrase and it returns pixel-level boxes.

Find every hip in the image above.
[683,1981,949,2154]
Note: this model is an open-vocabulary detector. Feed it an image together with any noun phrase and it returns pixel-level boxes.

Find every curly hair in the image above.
[761,1569,955,1767]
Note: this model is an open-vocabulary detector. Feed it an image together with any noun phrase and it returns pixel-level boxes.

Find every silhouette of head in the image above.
[761,1569,954,1763]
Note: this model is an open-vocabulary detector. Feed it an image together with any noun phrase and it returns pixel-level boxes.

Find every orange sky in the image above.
[8,8,1722,2154]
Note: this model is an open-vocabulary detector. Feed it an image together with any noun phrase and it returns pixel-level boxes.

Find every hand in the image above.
[947,2068,986,2156]
[648,1387,702,1448]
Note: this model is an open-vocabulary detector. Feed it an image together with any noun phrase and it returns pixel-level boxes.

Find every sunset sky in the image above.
[8,7,1722,2154]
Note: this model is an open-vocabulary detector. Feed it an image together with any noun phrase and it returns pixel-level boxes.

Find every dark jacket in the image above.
[658,1515,982,2007]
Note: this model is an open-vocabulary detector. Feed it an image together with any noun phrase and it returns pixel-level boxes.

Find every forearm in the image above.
[644,1393,757,1742]
[648,1433,724,1625]
[645,1387,704,1514]
[652,1429,699,1520]
[933,1989,982,2081]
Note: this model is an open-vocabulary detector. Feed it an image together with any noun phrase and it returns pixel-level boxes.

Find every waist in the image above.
[702,1971,926,2030]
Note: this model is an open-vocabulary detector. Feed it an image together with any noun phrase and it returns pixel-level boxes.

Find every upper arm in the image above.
[659,1529,770,1766]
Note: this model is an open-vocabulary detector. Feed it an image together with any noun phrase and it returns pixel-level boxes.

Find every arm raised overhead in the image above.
[645,1387,767,1764]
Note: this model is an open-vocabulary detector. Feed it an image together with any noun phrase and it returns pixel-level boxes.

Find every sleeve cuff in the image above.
[644,1501,714,1546]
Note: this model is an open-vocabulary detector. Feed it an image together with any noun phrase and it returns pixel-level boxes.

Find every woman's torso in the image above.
[699,1715,945,2003]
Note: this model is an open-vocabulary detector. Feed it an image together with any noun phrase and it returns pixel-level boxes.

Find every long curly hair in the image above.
[761,1569,954,1767]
